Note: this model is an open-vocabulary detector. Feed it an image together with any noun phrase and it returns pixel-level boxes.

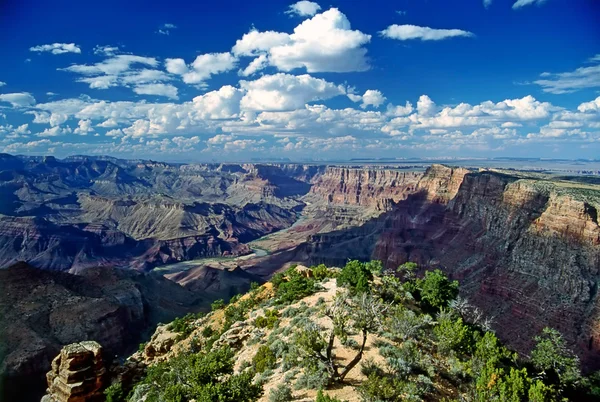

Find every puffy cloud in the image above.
[239,73,345,111]
[360,90,386,109]
[192,85,243,119]
[15,124,31,135]
[105,128,124,137]
[60,55,165,92]
[234,8,371,75]
[49,113,68,127]
[578,96,600,113]
[232,30,291,57]
[533,62,600,94]
[269,9,371,72]
[74,119,94,135]
[60,55,168,97]
[165,53,237,84]
[513,0,547,9]
[133,83,179,99]
[386,101,414,117]
[239,54,269,77]
[380,24,474,41]
[37,126,72,137]
[483,0,493,8]
[0,92,36,107]
[416,95,437,116]
[207,134,236,145]
[0,81,5,87]
[30,43,81,55]
[286,1,322,17]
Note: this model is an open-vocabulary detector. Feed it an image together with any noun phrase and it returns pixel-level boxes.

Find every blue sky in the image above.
[0,0,599,161]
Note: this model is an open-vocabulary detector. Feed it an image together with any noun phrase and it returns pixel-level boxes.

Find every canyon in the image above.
[1,154,600,401]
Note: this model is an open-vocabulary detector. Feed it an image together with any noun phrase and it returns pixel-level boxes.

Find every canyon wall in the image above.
[0,262,205,402]
[305,165,600,369]
[309,167,423,210]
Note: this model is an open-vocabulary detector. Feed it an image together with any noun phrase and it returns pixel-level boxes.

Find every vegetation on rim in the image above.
[106,260,600,402]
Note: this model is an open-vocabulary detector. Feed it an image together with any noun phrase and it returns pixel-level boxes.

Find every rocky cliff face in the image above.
[309,167,423,210]
[0,155,305,272]
[304,165,600,370]
[0,263,205,402]
[41,341,105,402]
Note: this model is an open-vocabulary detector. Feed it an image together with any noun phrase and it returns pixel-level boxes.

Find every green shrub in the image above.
[268,384,292,402]
[415,269,459,310]
[168,312,203,337]
[252,345,277,373]
[104,382,124,402]
[275,267,317,304]
[254,309,279,329]
[138,342,147,353]
[336,260,372,292]
[201,326,214,338]
[140,346,262,402]
[315,390,345,402]
[211,299,226,311]
[271,272,286,288]
[531,327,581,385]
[312,264,331,281]
[433,314,473,355]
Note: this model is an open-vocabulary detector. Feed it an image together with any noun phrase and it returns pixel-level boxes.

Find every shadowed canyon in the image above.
[1,154,600,401]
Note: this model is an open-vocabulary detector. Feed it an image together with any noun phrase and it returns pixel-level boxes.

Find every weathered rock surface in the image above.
[0,155,305,272]
[304,166,600,370]
[41,341,105,402]
[309,167,422,209]
[0,262,204,402]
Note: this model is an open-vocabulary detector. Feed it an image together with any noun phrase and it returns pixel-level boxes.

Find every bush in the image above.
[211,299,226,311]
[104,382,124,402]
[140,346,262,402]
[294,367,329,390]
[275,267,317,304]
[315,390,345,402]
[416,269,459,310]
[168,312,203,337]
[252,345,277,373]
[531,327,581,386]
[336,260,372,293]
[268,384,293,402]
[433,314,473,355]
[201,326,214,338]
[312,264,332,281]
[254,309,279,329]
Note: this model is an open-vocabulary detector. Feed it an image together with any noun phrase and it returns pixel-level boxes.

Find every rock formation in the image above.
[304,165,600,370]
[41,341,105,402]
[0,262,204,402]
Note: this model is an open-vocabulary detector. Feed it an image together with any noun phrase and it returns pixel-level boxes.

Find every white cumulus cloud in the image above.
[133,83,179,99]
[165,53,237,85]
[380,25,474,41]
[235,8,371,75]
[239,73,345,111]
[0,92,36,107]
[30,43,81,55]
[360,90,386,109]
[286,1,322,17]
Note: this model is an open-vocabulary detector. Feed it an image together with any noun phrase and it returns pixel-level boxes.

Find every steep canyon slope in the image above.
[0,154,318,271]
[304,165,600,369]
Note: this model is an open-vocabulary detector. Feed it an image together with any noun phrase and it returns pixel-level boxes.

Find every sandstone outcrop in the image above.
[41,341,105,402]
[309,167,422,209]
[0,262,204,402]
